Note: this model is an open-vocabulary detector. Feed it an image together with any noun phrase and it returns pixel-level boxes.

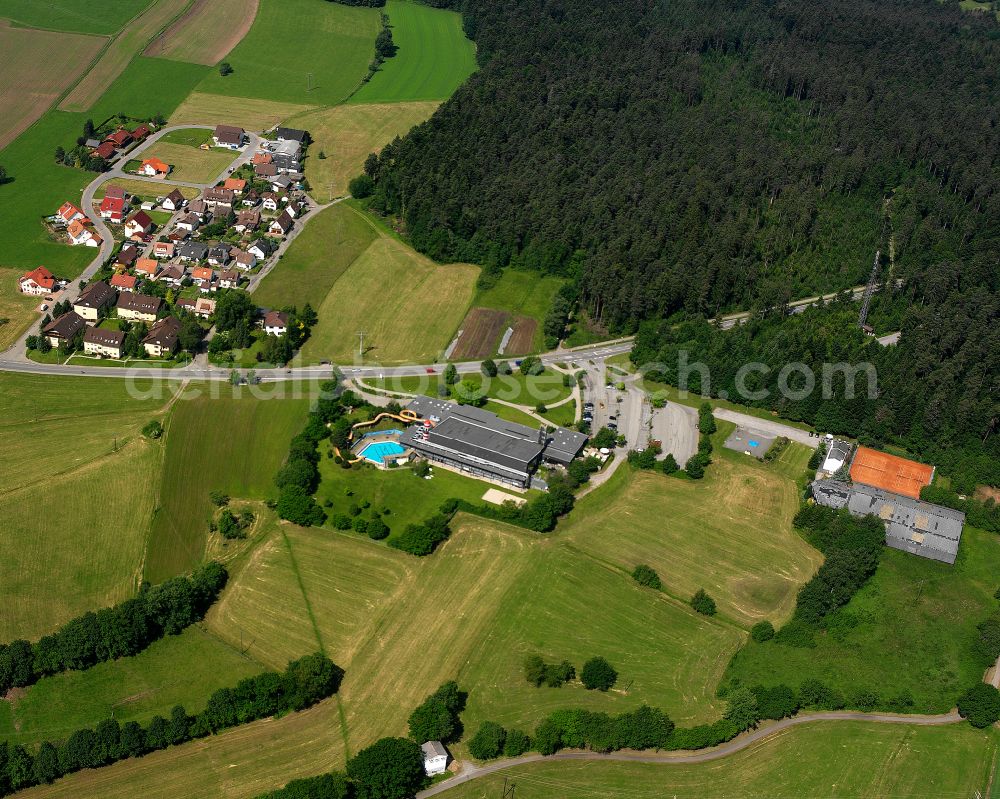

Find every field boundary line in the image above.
[280,530,326,654]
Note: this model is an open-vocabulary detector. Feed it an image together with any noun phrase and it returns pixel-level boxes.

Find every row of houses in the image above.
[52,202,102,248]
[88,122,153,163]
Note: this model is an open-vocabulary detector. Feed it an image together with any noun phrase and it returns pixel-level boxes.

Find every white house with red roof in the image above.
[99,194,128,223]
[139,157,170,177]
[67,219,101,247]
[19,266,56,296]
[56,202,86,225]
[109,273,140,293]
[123,211,153,238]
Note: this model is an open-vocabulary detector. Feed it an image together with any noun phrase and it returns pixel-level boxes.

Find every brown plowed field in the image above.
[451,307,507,359]
[145,0,258,65]
[504,315,537,356]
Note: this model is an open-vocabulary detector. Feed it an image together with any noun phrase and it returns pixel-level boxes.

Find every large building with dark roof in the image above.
[402,396,587,489]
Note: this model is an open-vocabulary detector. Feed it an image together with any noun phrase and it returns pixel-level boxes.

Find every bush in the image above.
[750,620,775,643]
[631,564,662,590]
[723,687,760,732]
[580,657,617,691]
[685,457,705,479]
[217,509,246,540]
[774,620,816,648]
[367,517,390,540]
[332,514,352,530]
[798,678,845,710]
[352,517,369,535]
[388,514,451,556]
[750,684,798,720]
[347,737,425,799]
[524,655,575,688]
[468,721,507,760]
[957,683,1000,728]
[661,453,679,474]
[503,728,531,757]
[690,589,716,616]
[407,681,466,744]
[257,772,351,799]
[141,420,163,439]
[209,490,230,507]
[277,485,326,527]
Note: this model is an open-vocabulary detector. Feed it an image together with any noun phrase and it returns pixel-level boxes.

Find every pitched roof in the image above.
[131,123,152,139]
[67,219,93,240]
[255,162,278,177]
[83,326,125,347]
[194,297,216,315]
[126,210,153,229]
[100,195,125,213]
[143,315,180,347]
[850,446,934,500]
[105,129,131,147]
[21,266,55,289]
[252,152,272,165]
[58,201,85,222]
[223,178,246,191]
[75,281,115,309]
[153,242,174,255]
[116,292,162,315]
[110,273,138,290]
[164,188,185,206]
[276,127,308,143]
[105,186,126,200]
[160,264,185,280]
[204,186,235,203]
[421,741,448,760]
[270,210,293,231]
[141,157,170,174]
[93,142,116,160]
[43,310,85,339]
[191,266,214,281]
[135,258,159,275]
[213,124,244,145]
[117,244,139,265]
[264,310,289,327]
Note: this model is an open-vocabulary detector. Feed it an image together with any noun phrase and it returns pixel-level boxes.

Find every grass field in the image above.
[287,101,439,201]
[144,393,309,583]
[95,178,200,203]
[254,203,376,309]
[350,0,477,104]
[0,267,40,350]
[59,0,193,112]
[724,523,1000,713]
[368,371,573,408]
[300,228,479,365]
[0,0,154,34]
[194,0,379,106]
[438,722,997,799]
[145,0,258,65]
[157,127,212,146]
[0,21,106,150]
[1,626,263,746]
[142,140,234,182]
[169,91,317,132]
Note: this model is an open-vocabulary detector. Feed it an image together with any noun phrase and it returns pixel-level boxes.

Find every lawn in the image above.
[0,0,154,35]
[194,0,380,106]
[724,523,1000,713]
[350,0,477,104]
[438,722,997,799]
[169,92,317,132]
[144,392,310,583]
[59,0,193,112]
[157,127,213,147]
[561,457,822,628]
[300,227,479,365]
[144,0,258,65]
[254,203,376,310]
[95,178,200,203]
[0,626,264,747]
[143,140,235,182]
[0,266,40,351]
[0,20,106,150]
[367,370,573,408]
[286,100,440,201]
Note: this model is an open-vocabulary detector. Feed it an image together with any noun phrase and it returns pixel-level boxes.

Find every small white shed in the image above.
[421,740,449,776]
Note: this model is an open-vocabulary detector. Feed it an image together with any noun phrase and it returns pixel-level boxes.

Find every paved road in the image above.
[416,710,962,797]
[712,408,819,448]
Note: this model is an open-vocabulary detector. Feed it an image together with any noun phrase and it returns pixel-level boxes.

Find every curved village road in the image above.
[416,710,964,797]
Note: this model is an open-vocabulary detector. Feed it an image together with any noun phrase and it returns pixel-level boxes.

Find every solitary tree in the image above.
[580,656,617,691]
[347,737,425,799]
[690,588,716,616]
[218,62,233,76]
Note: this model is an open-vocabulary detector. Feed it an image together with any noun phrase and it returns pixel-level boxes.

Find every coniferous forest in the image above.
[364,0,999,486]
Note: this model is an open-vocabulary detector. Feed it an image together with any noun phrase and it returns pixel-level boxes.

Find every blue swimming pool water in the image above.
[748,440,760,447]
[358,440,406,464]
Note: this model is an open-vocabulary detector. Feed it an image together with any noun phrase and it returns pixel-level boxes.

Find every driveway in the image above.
[713,408,818,448]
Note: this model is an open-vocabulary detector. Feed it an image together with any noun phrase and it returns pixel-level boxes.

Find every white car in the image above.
[39,303,48,312]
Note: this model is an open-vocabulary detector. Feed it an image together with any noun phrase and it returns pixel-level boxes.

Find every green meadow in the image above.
[0,0,154,34]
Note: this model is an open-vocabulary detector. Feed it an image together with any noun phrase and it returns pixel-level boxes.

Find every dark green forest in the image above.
[363,0,999,485]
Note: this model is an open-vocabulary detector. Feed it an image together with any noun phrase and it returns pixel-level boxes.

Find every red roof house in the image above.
[105,129,132,148]
[93,141,116,160]
[110,273,139,292]
[57,202,86,224]
[131,123,152,141]
[99,195,127,223]
[19,266,56,296]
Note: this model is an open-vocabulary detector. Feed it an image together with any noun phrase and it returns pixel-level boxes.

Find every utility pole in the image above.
[501,777,516,799]
[857,249,880,331]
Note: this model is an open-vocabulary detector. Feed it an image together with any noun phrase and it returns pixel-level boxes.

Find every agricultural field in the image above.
[254,203,376,309]
[0,267,40,351]
[169,92,317,132]
[95,178,200,203]
[724,523,1000,713]
[194,0,380,106]
[351,0,478,104]
[562,457,822,628]
[287,100,440,201]
[0,0,154,34]
[439,722,997,799]
[142,140,234,182]
[144,392,310,583]
[59,0,193,112]
[0,627,263,747]
[145,0,259,65]
[300,230,479,365]
[0,21,106,150]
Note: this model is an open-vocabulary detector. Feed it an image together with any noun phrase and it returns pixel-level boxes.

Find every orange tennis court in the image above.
[849,446,934,499]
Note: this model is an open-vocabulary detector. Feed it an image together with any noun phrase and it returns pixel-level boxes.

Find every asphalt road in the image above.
[712,408,820,449]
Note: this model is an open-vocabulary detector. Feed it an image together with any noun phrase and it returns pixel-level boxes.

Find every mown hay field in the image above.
[143,140,234,182]
[0,0,154,35]
[0,267,41,351]
[169,92,317,132]
[144,0,258,65]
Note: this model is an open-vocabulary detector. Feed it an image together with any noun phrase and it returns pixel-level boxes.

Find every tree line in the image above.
[0,652,343,796]
[0,562,227,695]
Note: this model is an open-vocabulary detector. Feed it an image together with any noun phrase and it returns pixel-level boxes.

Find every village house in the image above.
[223,177,247,193]
[139,157,170,177]
[207,245,230,266]
[285,200,306,219]
[110,273,139,293]
[203,187,236,210]
[92,141,116,161]
[124,211,154,238]
[135,258,159,280]
[152,241,175,259]
[263,310,289,336]
[19,266,56,296]
[104,129,132,150]
[131,123,152,141]
[217,269,241,289]
[162,189,186,212]
[178,242,208,262]
[159,264,186,285]
[232,248,256,270]
[276,127,308,145]
[57,202,87,225]
[143,316,180,357]
[421,741,449,777]
[270,140,302,174]
[268,210,293,237]
[212,124,246,149]
[176,213,201,233]
[73,281,116,320]
[270,175,294,193]
[42,311,85,348]
[248,239,270,261]
[261,192,281,212]
[117,292,162,322]
[193,297,216,318]
[251,152,272,166]
[254,162,278,178]
[234,209,260,233]
[190,265,215,287]
[99,194,128,223]
[67,219,101,248]
[187,198,209,218]
[83,327,125,359]
[116,244,139,268]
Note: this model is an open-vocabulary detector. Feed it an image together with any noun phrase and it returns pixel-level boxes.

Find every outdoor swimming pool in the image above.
[357,440,407,464]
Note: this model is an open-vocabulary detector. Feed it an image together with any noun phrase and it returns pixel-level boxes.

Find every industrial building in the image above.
[402,396,587,489]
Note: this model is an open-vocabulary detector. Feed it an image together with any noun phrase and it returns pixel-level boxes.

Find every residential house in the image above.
[241,190,260,208]
[117,292,162,322]
[268,210,293,237]
[131,123,152,141]
[234,209,260,233]
[124,211,153,238]
[232,248,256,270]
[254,162,278,178]
[261,192,280,212]
[248,239,270,261]
[190,265,215,287]
[285,200,306,219]
[152,241,175,259]
[159,265,186,285]
[42,311,85,348]
[251,152,272,166]
[83,327,125,359]
[176,213,201,233]
[143,316,180,357]
[99,195,128,223]
[116,244,139,268]
[193,297,216,318]
[421,742,449,777]
[187,198,209,218]
[135,258,159,280]
[139,157,170,177]
[207,245,230,266]
[176,297,195,312]
[57,202,86,225]
[85,138,101,149]
[269,139,302,174]
[110,273,139,293]
[223,177,246,193]
[19,266,56,296]
[217,269,240,289]
[162,189,186,212]
[263,310,289,335]
[270,175,293,192]
[168,229,189,243]
[178,242,208,262]
[212,125,245,149]
[104,129,132,149]
[276,127,308,145]
[105,186,126,200]
[67,219,101,247]
[203,187,236,210]
[92,141,116,161]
